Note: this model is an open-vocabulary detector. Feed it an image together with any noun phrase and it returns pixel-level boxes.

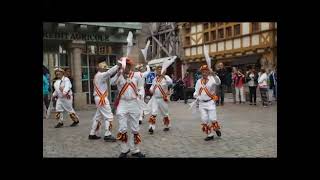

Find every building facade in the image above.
[178,22,277,82]
[43,22,142,109]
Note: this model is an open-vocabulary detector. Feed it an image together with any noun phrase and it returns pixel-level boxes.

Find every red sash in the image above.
[114,72,138,109]
[93,78,108,106]
[153,76,168,102]
[198,78,218,101]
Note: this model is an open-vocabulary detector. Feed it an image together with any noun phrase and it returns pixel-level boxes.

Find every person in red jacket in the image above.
[232,69,246,104]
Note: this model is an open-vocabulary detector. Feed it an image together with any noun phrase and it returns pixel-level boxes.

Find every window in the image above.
[218,28,224,39]
[218,22,224,26]
[81,54,87,66]
[234,24,240,36]
[185,36,191,46]
[226,27,232,38]
[203,23,209,30]
[204,32,209,42]
[252,22,260,32]
[211,22,216,28]
[211,31,216,41]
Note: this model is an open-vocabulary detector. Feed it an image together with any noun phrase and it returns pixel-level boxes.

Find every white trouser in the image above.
[55,96,78,123]
[90,96,114,136]
[199,100,218,137]
[149,97,170,130]
[117,99,141,154]
[235,86,245,102]
[139,90,145,121]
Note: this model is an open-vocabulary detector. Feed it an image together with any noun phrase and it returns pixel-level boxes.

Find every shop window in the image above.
[82,80,89,92]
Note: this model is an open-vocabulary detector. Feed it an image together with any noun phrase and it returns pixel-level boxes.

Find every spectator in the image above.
[267,69,275,105]
[231,67,237,104]
[233,69,246,104]
[225,70,232,92]
[43,71,49,110]
[216,63,227,106]
[183,72,192,104]
[64,68,74,92]
[258,69,269,107]
[273,67,277,100]
[246,67,258,105]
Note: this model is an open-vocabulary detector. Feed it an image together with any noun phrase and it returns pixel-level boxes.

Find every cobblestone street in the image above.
[43,96,277,158]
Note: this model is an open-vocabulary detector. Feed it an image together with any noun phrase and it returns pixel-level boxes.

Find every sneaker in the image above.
[104,135,117,142]
[131,152,146,158]
[88,135,101,140]
[204,136,214,141]
[148,127,154,134]
[139,120,142,125]
[70,121,79,127]
[54,122,63,128]
[119,150,130,158]
[163,127,169,131]
[215,130,221,137]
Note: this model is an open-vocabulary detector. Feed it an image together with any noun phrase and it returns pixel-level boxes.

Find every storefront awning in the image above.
[147,56,176,67]
[230,54,261,66]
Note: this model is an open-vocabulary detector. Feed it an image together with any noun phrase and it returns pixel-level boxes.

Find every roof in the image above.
[69,22,142,29]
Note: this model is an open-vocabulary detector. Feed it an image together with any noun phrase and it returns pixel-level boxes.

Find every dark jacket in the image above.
[269,73,275,89]
[217,68,227,85]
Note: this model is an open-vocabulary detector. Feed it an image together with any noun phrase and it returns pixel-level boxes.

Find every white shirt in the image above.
[53,76,72,98]
[93,65,119,96]
[194,75,221,101]
[150,75,173,98]
[258,73,268,87]
[248,73,256,87]
[111,71,144,100]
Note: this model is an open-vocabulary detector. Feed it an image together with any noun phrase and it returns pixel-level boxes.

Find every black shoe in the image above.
[163,127,169,131]
[249,103,252,105]
[148,127,154,134]
[131,152,146,158]
[139,120,142,125]
[70,121,79,127]
[216,130,221,137]
[104,135,116,142]
[254,103,257,105]
[88,135,101,140]
[119,150,130,158]
[54,122,63,128]
[204,136,214,141]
